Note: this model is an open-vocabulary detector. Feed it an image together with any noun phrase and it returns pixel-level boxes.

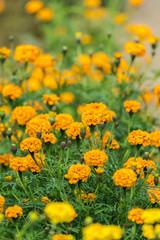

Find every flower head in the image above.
[128,129,150,147]
[43,94,59,105]
[25,0,43,14]
[84,149,108,166]
[53,114,74,131]
[142,209,160,224]
[123,100,141,113]
[0,195,5,213]
[20,137,42,153]
[14,44,40,63]
[125,41,146,57]
[0,47,11,59]
[113,168,137,188]
[11,106,36,126]
[128,208,144,224]
[5,206,23,220]
[2,84,23,100]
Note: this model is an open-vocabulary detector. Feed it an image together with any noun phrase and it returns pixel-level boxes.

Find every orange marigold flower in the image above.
[43,133,57,144]
[43,73,58,90]
[0,0,5,14]
[42,196,51,204]
[14,44,40,63]
[60,92,75,104]
[0,154,13,167]
[11,106,36,126]
[114,13,128,25]
[60,70,81,86]
[154,85,160,98]
[124,157,155,173]
[123,100,141,113]
[84,149,108,166]
[43,94,59,105]
[113,168,137,188]
[25,153,45,173]
[150,130,160,147]
[129,0,144,7]
[53,234,74,240]
[44,202,77,224]
[84,8,107,20]
[34,54,55,68]
[65,163,91,184]
[127,129,150,147]
[127,24,152,41]
[36,8,54,22]
[66,122,90,139]
[0,47,11,59]
[53,113,74,131]
[142,90,152,103]
[125,41,146,57]
[148,189,160,204]
[149,36,160,45]
[20,137,42,153]
[77,54,91,74]
[25,0,43,14]
[10,156,29,172]
[92,52,111,74]
[84,0,101,8]
[0,195,5,213]
[128,208,144,224]
[26,114,52,137]
[2,84,23,100]
[5,206,23,220]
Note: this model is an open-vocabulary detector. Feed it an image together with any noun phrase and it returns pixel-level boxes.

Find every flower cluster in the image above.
[66,122,90,139]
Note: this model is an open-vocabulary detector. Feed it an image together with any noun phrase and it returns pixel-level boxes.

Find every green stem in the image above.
[131,223,136,240]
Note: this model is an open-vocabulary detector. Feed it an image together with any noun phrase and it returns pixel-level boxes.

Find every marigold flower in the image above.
[25,0,43,14]
[123,100,141,113]
[81,35,92,45]
[44,202,77,224]
[43,94,59,105]
[125,41,146,57]
[66,122,90,139]
[92,52,111,74]
[65,163,91,184]
[124,157,155,173]
[42,196,51,204]
[0,0,5,14]
[26,114,52,137]
[0,47,11,59]
[14,44,40,63]
[34,54,55,68]
[2,84,23,100]
[114,13,128,25]
[53,234,74,240]
[142,209,160,224]
[11,106,36,126]
[83,223,122,240]
[129,0,144,7]
[113,168,137,188]
[10,156,29,172]
[43,73,58,90]
[20,137,42,153]
[60,92,75,104]
[25,153,45,173]
[150,130,160,147]
[84,0,101,8]
[0,195,5,213]
[5,176,12,181]
[142,224,160,240]
[127,129,150,147]
[154,85,160,98]
[84,149,108,166]
[142,90,152,103]
[148,189,160,204]
[84,8,107,20]
[53,113,74,131]
[5,206,23,220]
[149,36,160,45]
[0,154,14,167]
[127,24,152,41]
[60,70,81,86]
[145,174,155,188]
[43,133,57,144]
[95,167,104,175]
[36,8,54,22]
[128,208,144,224]
[77,54,91,74]
[75,190,96,202]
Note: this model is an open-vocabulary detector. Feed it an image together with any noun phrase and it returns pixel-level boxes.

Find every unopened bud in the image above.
[11,144,17,154]
[8,35,14,42]
[114,122,119,128]
[36,131,42,139]
[51,106,57,112]
[67,228,72,234]
[112,115,117,121]
[80,157,84,163]
[99,122,105,129]
[147,166,153,174]
[48,116,55,125]
[131,163,137,172]
[0,109,5,119]
[6,128,13,138]
[80,128,86,139]
[62,46,68,55]
[154,174,159,186]
[60,142,66,148]
[84,216,93,226]
[44,227,51,234]
[67,140,72,147]
[136,172,140,179]
[144,152,149,160]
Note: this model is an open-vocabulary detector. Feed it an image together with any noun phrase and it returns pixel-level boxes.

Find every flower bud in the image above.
[136,172,140,179]
[67,140,72,147]
[99,122,105,129]
[154,174,159,186]
[67,228,72,234]
[5,176,12,182]
[80,128,86,139]
[8,35,14,42]
[44,227,51,234]
[0,214,4,223]
[112,115,117,121]
[48,116,55,125]
[143,152,149,160]
[84,216,93,226]
[36,131,42,139]
[60,142,66,148]
[80,157,84,163]
[0,109,5,119]
[131,163,137,172]
[114,122,119,128]
[28,212,39,222]
[11,144,17,154]
[6,128,13,138]
[147,166,153,174]
[62,46,68,55]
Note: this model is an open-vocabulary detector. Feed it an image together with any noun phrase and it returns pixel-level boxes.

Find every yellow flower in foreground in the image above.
[113,168,137,188]
[53,234,74,240]
[44,202,77,224]
[142,209,160,224]
[142,224,160,240]
[148,189,160,204]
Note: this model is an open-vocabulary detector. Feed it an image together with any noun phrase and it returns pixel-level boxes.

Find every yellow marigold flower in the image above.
[54,26,67,36]
[148,189,160,204]
[2,84,23,100]
[10,156,29,172]
[154,85,160,98]
[25,153,45,173]
[28,212,39,222]
[14,44,40,63]
[83,223,122,240]
[114,13,128,25]
[34,54,55,68]
[53,113,74,131]
[84,8,107,20]
[5,206,23,220]
[84,0,101,8]
[123,100,141,113]
[127,129,150,147]
[128,208,144,224]
[101,132,120,150]
[127,24,152,41]
[0,154,13,167]
[149,36,160,45]
[43,73,58,90]
[5,176,12,181]
[43,133,57,144]
[0,0,5,14]
[114,52,124,59]
[43,94,59,105]
[44,202,77,224]
[113,168,137,188]
[36,8,54,22]
[150,130,160,147]
[11,106,36,126]
[92,52,111,74]
[25,0,43,14]
[0,105,10,114]
[142,209,160,224]
[124,157,155,173]
[0,195,5,213]
[129,0,144,7]
[125,41,146,57]
[53,234,74,240]
[95,167,104,175]
[66,122,90,139]
[26,114,51,137]
[84,149,108,166]
[0,47,11,59]
[0,213,4,223]
[142,90,152,103]
[142,224,160,240]
[20,137,42,153]
[42,196,51,204]
[30,67,44,82]
[65,163,91,184]
[60,92,75,104]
